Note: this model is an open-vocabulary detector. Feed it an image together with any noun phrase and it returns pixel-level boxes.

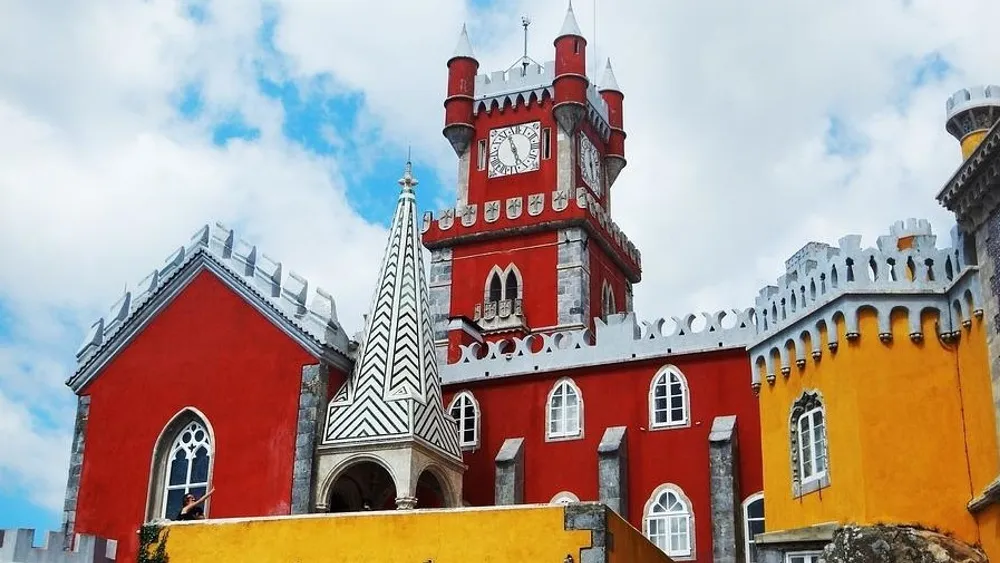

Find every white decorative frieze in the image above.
[460,204,478,227]
[485,200,501,223]
[528,193,545,216]
[422,211,432,233]
[439,208,455,230]
[506,197,523,220]
[552,190,569,212]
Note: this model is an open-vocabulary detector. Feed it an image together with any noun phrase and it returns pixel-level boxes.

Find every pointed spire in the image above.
[452,23,476,60]
[557,0,584,40]
[600,59,621,92]
[323,158,462,462]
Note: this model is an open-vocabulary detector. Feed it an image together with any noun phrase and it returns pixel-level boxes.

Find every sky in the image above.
[0,0,998,532]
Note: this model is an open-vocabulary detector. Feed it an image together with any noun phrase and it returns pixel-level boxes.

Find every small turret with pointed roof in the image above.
[443,24,479,156]
[600,58,627,187]
[552,0,589,133]
[319,159,465,510]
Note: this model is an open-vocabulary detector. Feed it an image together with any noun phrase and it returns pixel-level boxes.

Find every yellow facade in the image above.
[145,503,672,563]
[757,307,1000,557]
[961,130,989,160]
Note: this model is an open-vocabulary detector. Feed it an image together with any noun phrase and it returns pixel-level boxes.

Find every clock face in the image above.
[488,121,541,178]
[578,133,603,196]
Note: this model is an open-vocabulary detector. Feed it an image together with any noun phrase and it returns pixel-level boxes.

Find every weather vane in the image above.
[508,14,539,76]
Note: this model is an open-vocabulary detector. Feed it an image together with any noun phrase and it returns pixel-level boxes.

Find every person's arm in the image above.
[191,488,216,508]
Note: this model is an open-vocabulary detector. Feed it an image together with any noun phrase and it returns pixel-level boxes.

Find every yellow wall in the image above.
[148,504,674,563]
[962,130,989,160]
[758,307,998,547]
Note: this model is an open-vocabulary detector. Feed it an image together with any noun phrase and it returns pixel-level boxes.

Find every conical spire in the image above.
[323,160,462,461]
[600,59,621,92]
[452,23,476,60]
[557,0,584,39]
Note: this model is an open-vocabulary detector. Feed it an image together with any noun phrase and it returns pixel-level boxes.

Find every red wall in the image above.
[444,347,762,563]
[588,244,630,323]
[75,270,334,561]
[450,231,560,329]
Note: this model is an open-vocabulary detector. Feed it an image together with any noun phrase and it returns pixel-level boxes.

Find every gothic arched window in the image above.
[550,491,580,504]
[488,272,503,303]
[650,365,690,429]
[546,377,583,441]
[448,391,480,450]
[644,484,695,560]
[504,270,518,301]
[743,492,765,563]
[790,391,830,497]
[601,281,617,318]
[146,409,214,521]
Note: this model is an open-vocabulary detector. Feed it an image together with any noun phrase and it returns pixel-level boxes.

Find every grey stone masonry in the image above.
[977,209,1000,456]
[563,503,610,563]
[60,395,90,550]
[0,529,115,563]
[597,426,628,519]
[709,415,742,563]
[494,437,525,505]
[557,227,591,328]
[291,363,329,514]
[428,247,453,362]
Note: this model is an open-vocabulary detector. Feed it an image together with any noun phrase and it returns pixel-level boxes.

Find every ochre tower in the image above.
[946,84,1000,160]
[424,4,640,363]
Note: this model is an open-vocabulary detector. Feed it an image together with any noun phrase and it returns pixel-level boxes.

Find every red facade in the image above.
[73,271,345,561]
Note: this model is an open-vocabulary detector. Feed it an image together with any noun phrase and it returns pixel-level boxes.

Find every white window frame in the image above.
[601,280,616,318]
[742,492,765,563]
[447,391,481,450]
[542,127,552,160]
[477,139,487,170]
[550,491,580,504]
[797,406,827,485]
[649,365,691,429]
[786,551,822,563]
[144,407,215,521]
[484,263,523,304]
[546,377,584,441]
[643,483,695,560]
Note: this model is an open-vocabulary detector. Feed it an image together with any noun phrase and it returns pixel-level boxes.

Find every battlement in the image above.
[946,85,1000,121]
[472,61,611,140]
[421,187,641,280]
[0,529,115,562]
[748,219,983,389]
[72,222,352,389]
[439,309,756,385]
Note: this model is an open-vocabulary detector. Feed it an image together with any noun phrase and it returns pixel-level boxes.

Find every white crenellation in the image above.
[472,61,611,142]
[0,529,116,562]
[423,189,641,268]
[439,310,756,385]
[748,219,984,390]
[75,222,350,376]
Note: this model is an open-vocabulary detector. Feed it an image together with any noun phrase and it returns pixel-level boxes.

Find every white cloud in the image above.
[2,0,999,519]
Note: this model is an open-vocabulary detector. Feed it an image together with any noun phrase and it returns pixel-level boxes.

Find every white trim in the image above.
[550,491,580,504]
[648,365,691,430]
[545,377,584,442]
[785,551,822,563]
[144,407,216,521]
[797,407,827,486]
[742,492,765,563]
[447,391,481,450]
[643,483,695,561]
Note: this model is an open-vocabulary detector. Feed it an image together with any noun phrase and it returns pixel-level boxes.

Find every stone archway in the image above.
[327,460,397,513]
[415,469,446,509]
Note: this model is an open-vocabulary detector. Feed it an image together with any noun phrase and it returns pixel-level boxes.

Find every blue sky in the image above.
[1,0,997,539]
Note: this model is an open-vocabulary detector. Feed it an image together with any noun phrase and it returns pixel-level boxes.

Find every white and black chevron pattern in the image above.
[323,172,461,461]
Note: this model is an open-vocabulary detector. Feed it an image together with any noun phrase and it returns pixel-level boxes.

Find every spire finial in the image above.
[452,23,476,60]
[399,147,418,191]
[557,0,584,40]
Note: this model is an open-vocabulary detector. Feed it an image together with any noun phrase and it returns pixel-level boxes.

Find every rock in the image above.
[823,525,987,563]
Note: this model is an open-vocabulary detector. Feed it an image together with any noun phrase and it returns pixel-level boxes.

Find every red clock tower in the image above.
[423,3,640,362]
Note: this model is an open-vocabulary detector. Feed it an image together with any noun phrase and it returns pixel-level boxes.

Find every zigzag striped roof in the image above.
[322,162,462,461]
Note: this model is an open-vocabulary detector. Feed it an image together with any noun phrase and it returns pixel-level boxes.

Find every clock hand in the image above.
[507,136,521,164]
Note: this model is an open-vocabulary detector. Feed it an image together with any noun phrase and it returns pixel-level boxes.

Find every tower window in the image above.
[789,391,830,497]
[574,39,581,54]
[448,391,480,449]
[601,280,617,318]
[477,139,487,171]
[542,128,552,160]
[505,271,518,300]
[649,366,690,429]
[546,377,583,440]
[484,264,523,305]
[146,409,215,521]
[489,273,503,303]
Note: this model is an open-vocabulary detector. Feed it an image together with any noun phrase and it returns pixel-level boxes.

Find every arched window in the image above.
[483,264,523,304]
[742,493,765,563]
[649,365,690,429]
[601,281,616,318]
[790,391,829,497]
[504,270,518,300]
[146,409,214,521]
[488,272,503,303]
[644,484,695,559]
[546,378,583,440]
[448,391,480,449]
[550,491,580,504]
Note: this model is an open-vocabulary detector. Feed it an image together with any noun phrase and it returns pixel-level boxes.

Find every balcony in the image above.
[473,298,527,333]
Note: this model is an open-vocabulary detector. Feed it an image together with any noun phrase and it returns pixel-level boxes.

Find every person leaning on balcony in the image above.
[177,488,215,521]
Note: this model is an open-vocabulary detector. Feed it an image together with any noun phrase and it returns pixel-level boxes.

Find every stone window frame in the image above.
[550,491,580,504]
[545,377,584,442]
[601,280,617,318]
[643,483,696,561]
[742,492,765,563]
[789,391,830,498]
[447,390,481,451]
[145,407,216,521]
[648,365,691,430]
[484,263,523,304]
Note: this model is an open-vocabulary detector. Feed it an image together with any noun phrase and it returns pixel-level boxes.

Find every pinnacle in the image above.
[557,0,584,40]
[600,59,621,92]
[452,23,476,60]
[399,158,419,191]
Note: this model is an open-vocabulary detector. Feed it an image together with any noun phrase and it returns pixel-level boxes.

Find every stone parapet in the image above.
[0,529,115,563]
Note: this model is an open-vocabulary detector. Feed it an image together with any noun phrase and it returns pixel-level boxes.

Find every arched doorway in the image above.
[327,461,397,512]
[415,469,446,509]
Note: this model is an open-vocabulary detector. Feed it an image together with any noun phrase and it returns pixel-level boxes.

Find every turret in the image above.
[599,59,627,187]
[552,1,588,134]
[443,24,479,156]
[945,84,1000,161]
